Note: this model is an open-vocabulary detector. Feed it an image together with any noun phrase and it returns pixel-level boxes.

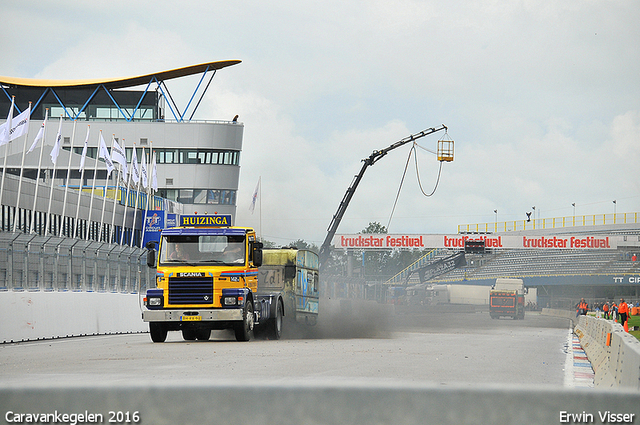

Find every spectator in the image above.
[576,298,589,316]
[618,298,629,328]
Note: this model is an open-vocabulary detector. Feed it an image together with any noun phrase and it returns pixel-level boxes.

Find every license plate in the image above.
[181,315,202,321]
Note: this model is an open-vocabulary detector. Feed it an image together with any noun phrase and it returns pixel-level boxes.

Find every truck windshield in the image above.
[159,235,245,266]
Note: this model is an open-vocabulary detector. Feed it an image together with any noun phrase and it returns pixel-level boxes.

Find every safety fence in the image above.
[458,212,640,234]
[0,231,153,294]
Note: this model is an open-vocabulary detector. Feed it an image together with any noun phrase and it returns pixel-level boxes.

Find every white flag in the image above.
[49,117,63,165]
[130,147,140,184]
[140,148,148,188]
[28,120,45,154]
[99,133,115,177]
[79,125,90,171]
[0,98,13,146]
[0,97,15,144]
[111,138,127,177]
[151,151,158,192]
[249,177,260,214]
[0,105,31,147]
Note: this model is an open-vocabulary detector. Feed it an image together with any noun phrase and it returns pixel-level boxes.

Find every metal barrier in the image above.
[458,212,640,233]
[0,231,153,294]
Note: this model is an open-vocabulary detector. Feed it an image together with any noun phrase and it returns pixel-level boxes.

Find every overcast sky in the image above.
[2,1,639,246]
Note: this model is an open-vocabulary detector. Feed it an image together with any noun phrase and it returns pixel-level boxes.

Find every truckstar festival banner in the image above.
[333,234,635,250]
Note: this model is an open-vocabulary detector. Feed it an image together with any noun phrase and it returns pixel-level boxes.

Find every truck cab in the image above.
[143,214,271,342]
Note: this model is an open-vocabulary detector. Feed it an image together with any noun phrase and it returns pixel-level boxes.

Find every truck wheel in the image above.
[149,323,167,343]
[235,300,254,342]
[182,328,197,340]
[268,300,283,340]
[196,329,211,341]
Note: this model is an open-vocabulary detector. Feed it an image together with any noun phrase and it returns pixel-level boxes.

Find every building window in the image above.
[155,149,239,165]
[157,188,236,205]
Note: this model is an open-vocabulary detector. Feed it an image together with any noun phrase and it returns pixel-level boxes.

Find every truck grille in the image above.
[168,277,214,305]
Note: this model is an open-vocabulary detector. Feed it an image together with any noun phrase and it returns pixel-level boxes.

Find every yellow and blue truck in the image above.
[143,215,319,342]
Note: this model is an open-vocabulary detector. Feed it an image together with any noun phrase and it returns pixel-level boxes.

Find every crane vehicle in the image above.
[318,125,451,268]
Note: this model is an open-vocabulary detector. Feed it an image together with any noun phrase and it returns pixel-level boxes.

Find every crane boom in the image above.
[318,125,447,268]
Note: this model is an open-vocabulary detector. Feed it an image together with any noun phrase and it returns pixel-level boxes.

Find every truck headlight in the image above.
[224,296,237,306]
[148,297,162,306]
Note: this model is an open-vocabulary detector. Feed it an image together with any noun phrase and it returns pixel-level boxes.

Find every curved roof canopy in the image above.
[0,60,241,89]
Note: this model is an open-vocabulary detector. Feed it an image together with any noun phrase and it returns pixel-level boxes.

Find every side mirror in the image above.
[253,242,263,267]
[147,248,157,268]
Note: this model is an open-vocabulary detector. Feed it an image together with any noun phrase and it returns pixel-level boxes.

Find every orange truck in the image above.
[489,278,526,320]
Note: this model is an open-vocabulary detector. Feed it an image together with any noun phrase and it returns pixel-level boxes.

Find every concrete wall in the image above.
[542,308,640,389]
[574,315,640,389]
[0,291,146,343]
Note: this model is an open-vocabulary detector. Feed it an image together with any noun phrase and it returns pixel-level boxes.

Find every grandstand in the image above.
[392,217,640,308]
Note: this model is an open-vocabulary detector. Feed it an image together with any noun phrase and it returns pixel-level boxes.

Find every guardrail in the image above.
[0,231,152,343]
[458,212,640,233]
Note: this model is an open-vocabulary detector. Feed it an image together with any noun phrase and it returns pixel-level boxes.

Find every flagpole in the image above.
[59,119,77,237]
[107,135,120,243]
[30,109,48,234]
[0,96,15,217]
[130,146,142,247]
[140,144,151,248]
[45,117,63,237]
[99,135,115,242]
[120,140,133,245]
[87,130,101,241]
[12,103,32,232]
[259,176,262,240]
[73,124,90,238]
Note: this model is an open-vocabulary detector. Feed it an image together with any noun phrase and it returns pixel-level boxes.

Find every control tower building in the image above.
[0,60,243,245]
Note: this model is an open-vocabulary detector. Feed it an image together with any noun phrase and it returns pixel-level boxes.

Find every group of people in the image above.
[577,298,638,325]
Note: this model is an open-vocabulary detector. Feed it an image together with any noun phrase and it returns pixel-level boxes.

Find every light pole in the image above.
[494,209,498,231]
[532,206,536,229]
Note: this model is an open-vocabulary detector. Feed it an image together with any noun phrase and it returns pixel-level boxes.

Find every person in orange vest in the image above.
[618,298,629,328]
[576,298,589,316]
[603,302,610,320]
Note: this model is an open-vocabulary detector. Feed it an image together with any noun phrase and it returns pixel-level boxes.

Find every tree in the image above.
[359,222,391,278]
[361,222,387,234]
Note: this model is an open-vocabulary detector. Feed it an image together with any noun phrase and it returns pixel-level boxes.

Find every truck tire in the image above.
[149,323,167,343]
[196,328,211,341]
[235,300,254,342]
[182,328,197,341]
[268,300,283,340]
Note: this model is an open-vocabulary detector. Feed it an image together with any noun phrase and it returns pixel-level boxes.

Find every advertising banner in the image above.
[334,233,631,250]
[142,210,165,247]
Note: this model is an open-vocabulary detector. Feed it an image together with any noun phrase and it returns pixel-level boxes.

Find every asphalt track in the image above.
[0,304,573,388]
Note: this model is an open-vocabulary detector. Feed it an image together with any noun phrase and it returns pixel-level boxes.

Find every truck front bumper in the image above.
[143,309,243,322]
